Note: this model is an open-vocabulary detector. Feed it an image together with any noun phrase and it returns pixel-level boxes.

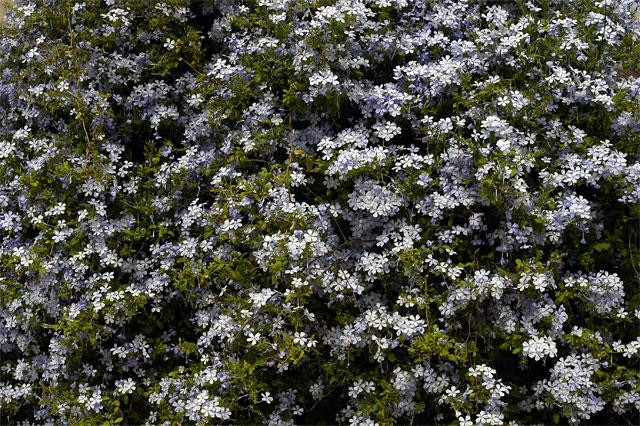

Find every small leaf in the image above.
[592,242,611,252]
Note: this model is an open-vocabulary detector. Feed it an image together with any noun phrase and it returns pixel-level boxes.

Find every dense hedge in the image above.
[1,0,639,424]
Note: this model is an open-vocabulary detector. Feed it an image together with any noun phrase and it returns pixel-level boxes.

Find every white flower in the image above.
[260,392,273,404]
[163,38,176,50]
[348,179,403,218]
[293,331,308,346]
[373,121,401,141]
[246,331,261,345]
[522,336,558,361]
[115,378,136,395]
[459,415,473,426]
[349,380,375,398]
[309,70,339,87]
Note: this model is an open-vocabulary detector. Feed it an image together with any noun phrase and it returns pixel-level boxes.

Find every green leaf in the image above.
[592,242,611,252]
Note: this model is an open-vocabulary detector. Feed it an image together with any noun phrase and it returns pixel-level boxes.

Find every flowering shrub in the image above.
[1,0,639,424]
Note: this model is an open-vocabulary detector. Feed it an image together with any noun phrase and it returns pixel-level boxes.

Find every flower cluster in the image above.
[0,0,639,424]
